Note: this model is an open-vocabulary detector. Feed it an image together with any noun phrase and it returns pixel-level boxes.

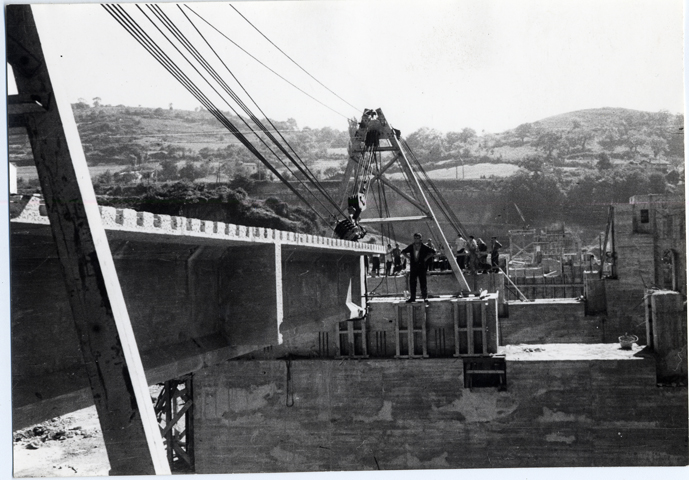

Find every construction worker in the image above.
[491,236,503,272]
[402,233,436,303]
[385,244,394,276]
[477,238,489,273]
[455,234,467,270]
[467,235,479,275]
[392,243,402,274]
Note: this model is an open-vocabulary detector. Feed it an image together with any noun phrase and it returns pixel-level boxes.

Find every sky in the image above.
[9,0,685,136]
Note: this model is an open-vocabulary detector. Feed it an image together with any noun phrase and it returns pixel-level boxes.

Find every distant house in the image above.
[238,162,258,176]
[113,171,142,183]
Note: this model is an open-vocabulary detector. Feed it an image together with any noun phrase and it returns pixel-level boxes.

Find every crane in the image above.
[336,108,472,294]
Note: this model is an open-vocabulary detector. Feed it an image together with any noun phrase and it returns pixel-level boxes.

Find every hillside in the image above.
[10,104,682,240]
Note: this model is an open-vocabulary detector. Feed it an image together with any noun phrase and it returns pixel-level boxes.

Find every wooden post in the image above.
[7,5,170,475]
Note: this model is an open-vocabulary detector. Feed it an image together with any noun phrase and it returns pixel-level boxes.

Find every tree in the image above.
[596,152,612,170]
[574,130,594,150]
[92,97,101,107]
[519,155,545,175]
[405,128,445,163]
[158,159,179,181]
[229,174,255,193]
[625,133,647,155]
[457,127,477,145]
[533,131,561,158]
[514,123,534,145]
[648,135,668,159]
[98,169,113,184]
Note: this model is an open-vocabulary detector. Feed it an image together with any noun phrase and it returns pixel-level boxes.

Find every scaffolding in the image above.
[508,225,582,273]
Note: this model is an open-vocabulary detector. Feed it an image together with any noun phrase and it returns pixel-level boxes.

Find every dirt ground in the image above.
[13,406,110,477]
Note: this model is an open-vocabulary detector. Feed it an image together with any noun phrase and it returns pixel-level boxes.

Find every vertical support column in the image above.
[466,303,474,355]
[406,304,415,357]
[394,302,402,358]
[645,293,654,350]
[452,300,461,357]
[420,305,428,358]
[360,319,368,357]
[275,242,284,345]
[347,320,356,355]
[480,301,488,355]
[7,5,169,475]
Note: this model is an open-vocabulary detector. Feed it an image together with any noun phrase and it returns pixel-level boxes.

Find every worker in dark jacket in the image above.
[401,232,436,303]
[490,236,503,271]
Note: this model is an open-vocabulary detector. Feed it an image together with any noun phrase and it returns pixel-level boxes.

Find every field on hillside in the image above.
[387,163,519,180]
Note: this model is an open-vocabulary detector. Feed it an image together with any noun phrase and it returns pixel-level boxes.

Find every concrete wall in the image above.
[280,248,361,348]
[501,300,606,344]
[193,357,687,472]
[368,272,507,317]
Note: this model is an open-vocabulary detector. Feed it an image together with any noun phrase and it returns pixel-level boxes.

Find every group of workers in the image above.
[454,234,503,275]
[369,243,406,277]
[367,232,504,303]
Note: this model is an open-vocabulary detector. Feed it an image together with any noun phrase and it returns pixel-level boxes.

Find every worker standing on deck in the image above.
[455,234,467,270]
[477,238,489,273]
[385,244,394,276]
[490,236,503,272]
[402,233,436,303]
[392,243,402,274]
[467,235,479,275]
[371,253,380,277]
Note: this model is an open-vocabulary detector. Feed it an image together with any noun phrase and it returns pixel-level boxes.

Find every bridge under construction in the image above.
[7,4,687,475]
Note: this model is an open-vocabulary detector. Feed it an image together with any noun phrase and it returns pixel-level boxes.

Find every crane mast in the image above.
[338,108,472,294]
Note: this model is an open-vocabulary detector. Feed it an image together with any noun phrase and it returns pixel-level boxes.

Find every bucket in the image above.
[618,333,638,350]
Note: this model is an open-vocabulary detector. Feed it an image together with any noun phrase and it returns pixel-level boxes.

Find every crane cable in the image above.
[140,4,333,220]
[228,3,361,114]
[102,4,330,226]
[149,4,343,219]
[178,5,346,219]
[184,5,351,120]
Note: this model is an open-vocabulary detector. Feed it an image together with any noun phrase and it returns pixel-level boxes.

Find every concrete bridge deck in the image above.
[11,195,383,429]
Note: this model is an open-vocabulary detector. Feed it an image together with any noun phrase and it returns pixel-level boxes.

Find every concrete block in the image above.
[171,216,184,232]
[502,300,600,344]
[200,220,213,233]
[136,211,155,229]
[153,214,171,230]
[100,206,117,227]
[116,208,137,228]
[186,218,201,233]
